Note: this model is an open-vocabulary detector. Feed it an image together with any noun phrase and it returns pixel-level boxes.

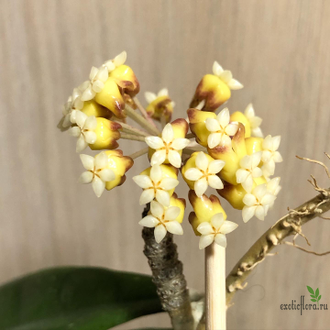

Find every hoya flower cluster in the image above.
[59,55,282,249]
[59,51,138,197]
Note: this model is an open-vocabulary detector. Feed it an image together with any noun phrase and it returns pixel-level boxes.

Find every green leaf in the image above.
[318,295,322,301]
[310,295,315,298]
[315,288,319,297]
[0,267,162,330]
[311,299,317,302]
[307,286,314,294]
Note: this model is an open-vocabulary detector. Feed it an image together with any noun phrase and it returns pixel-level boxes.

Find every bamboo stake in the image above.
[205,243,226,330]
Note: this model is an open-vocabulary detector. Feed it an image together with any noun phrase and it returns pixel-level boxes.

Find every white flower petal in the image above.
[75,111,88,128]
[211,213,225,229]
[158,88,168,97]
[219,70,233,84]
[81,85,95,101]
[139,189,155,205]
[164,206,181,221]
[214,234,227,248]
[208,160,225,174]
[195,152,209,171]
[98,168,115,182]
[212,61,223,76]
[219,134,232,147]
[154,225,167,243]
[149,201,164,219]
[133,175,153,188]
[84,131,97,144]
[150,150,167,166]
[69,126,81,137]
[272,136,281,151]
[92,80,104,93]
[267,177,281,195]
[171,138,190,150]
[62,114,72,128]
[89,66,99,80]
[76,135,88,152]
[79,171,93,184]
[92,176,106,198]
[95,152,108,169]
[208,175,224,190]
[227,78,243,90]
[261,193,276,206]
[84,116,97,130]
[139,215,159,228]
[159,178,179,190]
[242,206,256,223]
[217,108,230,127]
[255,205,266,220]
[241,175,253,192]
[194,177,208,197]
[197,222,214,235]
[240,155,252,169]
[249,116,262,129]
[80,154,95,170]
[205,118,221,132]
[254,184,267,200]
[273,151,283,163]
[236,169,250,184]
[225,123,238,136]
[165,221,183,236]
[243,193,257,206]
[145,136,165,149]
[184,168,203,181]
[97,65,109,82]
[113,51,127,66]
[162,124,174,144]
[207,133,222,149]
[156,190,170,207]
[145,92,157,104]
[244,103,255,118]
[150,165,162,183]
[252,127,264,138]
[220,221,238,235]
[199,234,214,250]
[251,152,262,168]
[252,167,263,178]
[168,150,182,168]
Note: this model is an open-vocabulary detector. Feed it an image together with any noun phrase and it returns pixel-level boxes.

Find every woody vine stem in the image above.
[58,51,330,330]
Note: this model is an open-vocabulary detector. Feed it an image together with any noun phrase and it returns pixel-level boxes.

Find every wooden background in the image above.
[1,0,330,329]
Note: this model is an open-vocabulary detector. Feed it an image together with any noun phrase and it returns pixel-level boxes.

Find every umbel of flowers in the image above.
[59,52,282,250]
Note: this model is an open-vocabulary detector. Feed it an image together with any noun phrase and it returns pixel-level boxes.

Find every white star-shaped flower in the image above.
[267,177,281,208]
[69,111,97,152]
[145,124,190,168]
[261,135,283,177]
[205,108,238,149]
[236,152,263,192]
[244,103,263,137]
[242,184,276,223]
[79,152,115,198]
[197,213,238,249]
[139,201,183,243]
[81,66,109,101]
[184,152,225,197]
[133,165,179,206]
[62,88,85,128]
[104,51,127,72]
[212,61,243,90]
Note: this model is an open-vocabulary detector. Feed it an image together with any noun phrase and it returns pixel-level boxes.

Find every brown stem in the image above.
[142,205,194,330]
[226,188,330,305]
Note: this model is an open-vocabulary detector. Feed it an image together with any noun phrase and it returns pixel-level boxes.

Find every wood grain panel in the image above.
[1,0,330,329]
